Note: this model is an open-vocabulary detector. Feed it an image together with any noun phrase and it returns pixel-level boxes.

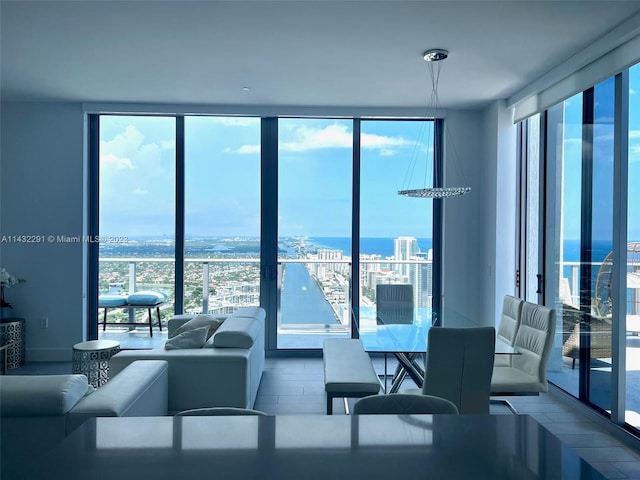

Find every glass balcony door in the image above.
[184,117,261,315]
[359,120,435,334]
[276,118,353,348]
[97,116,176,334]
[545,80,616,412]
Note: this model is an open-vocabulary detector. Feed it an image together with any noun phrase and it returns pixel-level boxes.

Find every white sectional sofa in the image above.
[109,306,266,414]
[0,359,168,477]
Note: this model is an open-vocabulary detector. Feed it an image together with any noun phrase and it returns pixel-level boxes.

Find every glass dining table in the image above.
[358,318,515,393]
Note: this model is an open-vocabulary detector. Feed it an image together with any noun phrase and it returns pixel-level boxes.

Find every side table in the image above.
[72,340,121,388]
[0,317,25,370]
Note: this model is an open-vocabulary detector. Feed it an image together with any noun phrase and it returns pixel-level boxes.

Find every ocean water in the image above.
[310,237,433,257]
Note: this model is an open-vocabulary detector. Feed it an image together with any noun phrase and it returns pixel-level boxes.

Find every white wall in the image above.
[479,102,500,327]
[0,102,86,361]
[441,109,485,327]
[475,100,518,330]
[440,102,516,329]
[493,101,518,320]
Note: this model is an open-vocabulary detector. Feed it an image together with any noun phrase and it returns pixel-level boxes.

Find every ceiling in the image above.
[2,0,640,110]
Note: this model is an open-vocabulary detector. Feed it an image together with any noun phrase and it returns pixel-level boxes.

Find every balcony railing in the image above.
[98,257,434,330]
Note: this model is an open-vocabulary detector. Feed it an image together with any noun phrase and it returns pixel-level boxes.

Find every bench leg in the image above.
[147,308,153,337]
[327,394,333,415]
[156,307,162,332]
[102,308,107,331]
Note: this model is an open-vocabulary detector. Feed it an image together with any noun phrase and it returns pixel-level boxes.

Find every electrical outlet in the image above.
[40,317,49,329]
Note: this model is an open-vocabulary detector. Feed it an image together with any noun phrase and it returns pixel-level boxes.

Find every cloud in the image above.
[224,144,261,154]
[380,149,397,156]
[279,123,412,153]
[361,132,411,149]
[100,125,145,158]
[160,139,174,150]
[100,153,134,170]
[229,123,413,155]
[208,117,260,127]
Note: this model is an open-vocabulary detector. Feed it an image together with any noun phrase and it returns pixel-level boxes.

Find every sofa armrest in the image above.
[66,360,168,433]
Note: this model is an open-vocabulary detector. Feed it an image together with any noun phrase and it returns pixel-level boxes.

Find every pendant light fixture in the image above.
[398,49,471,199]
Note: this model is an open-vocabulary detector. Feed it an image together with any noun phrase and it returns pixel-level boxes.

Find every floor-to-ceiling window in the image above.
[516,113,541,303]
[545,93,583,397]
[523,61,640,432]
[276,118,353,348]
[98,116,176,329]
[95,114,441,352]
[184,117,261,315]
[626,63,640,428]
[359,120,434,334]
[545,79,616,411]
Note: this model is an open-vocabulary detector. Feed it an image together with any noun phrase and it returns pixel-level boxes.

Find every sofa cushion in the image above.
[0,375,91,416]
[211,316,261,349]
[127,290,168,306]
[165,326,210,350]
[170,314,224,340]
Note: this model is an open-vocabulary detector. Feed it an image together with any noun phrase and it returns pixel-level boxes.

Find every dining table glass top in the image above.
[358,310,515,354]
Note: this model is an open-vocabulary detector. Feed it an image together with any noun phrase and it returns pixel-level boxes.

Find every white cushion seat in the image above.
[489,366,544,394]
[323,338,380,414]
[98,295,128,308]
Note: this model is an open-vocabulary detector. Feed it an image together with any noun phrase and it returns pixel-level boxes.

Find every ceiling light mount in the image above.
[423,49,448,62]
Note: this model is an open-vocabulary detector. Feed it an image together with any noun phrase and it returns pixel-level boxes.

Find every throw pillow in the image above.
[171,314,224,340]
[165,326,210,350]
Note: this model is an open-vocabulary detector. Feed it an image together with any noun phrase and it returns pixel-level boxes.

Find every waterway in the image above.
[280,262,339,325]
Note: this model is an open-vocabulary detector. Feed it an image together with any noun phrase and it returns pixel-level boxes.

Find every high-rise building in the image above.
[394,237,419,278]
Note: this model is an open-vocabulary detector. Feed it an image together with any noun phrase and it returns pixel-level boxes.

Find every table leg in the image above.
[103,308,107,331]
[389,352,425,393]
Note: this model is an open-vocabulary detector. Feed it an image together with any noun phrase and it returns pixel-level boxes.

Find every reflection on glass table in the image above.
[9,415,605,480]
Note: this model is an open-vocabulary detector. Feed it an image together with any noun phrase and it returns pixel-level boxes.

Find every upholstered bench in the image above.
[99,290,167,336]
[323,338,381,414]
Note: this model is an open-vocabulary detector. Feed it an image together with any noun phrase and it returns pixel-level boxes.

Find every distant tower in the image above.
[394,237,419,277]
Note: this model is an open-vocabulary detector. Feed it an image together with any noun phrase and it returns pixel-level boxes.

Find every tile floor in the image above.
[255,356,640,480]
[8,356,640,479]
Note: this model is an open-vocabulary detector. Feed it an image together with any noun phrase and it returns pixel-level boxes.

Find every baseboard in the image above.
[549,384,640,452]
[26,348,73,362]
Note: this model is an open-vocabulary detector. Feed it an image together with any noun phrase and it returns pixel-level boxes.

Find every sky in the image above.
[99,116,434,239]
[99,64,640,244]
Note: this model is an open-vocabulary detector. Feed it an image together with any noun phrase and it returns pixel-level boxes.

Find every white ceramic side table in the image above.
[72,340,121,387]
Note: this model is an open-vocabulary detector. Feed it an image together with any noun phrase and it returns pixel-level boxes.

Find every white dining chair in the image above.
[175,407,268,416]
[494,295,524,366]
[404,326,496,414]
[375,284,414,325]
[353,393,459,415]
[490,302,556,395]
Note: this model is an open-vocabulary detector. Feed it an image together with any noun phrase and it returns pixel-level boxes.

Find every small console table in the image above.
[72,340,121,388]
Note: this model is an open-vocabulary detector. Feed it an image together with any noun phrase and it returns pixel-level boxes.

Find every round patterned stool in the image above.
[72,340,120,388]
